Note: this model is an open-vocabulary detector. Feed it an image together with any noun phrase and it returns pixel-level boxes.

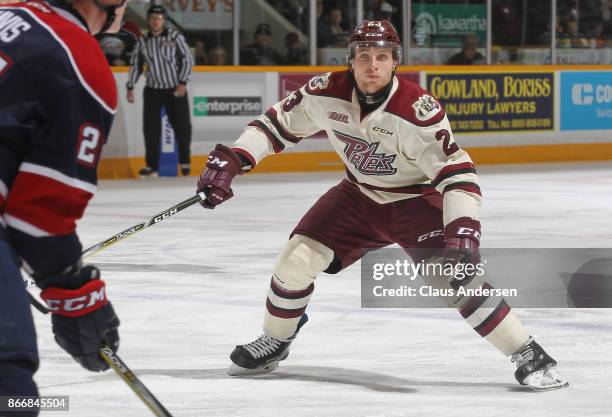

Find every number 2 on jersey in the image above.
[435,129,460,157]
[76,124,103,167]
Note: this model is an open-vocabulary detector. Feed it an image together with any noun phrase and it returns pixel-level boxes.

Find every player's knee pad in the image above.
[273,234,334,290]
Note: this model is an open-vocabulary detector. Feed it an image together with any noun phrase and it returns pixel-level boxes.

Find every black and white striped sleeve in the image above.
[175,32,193,84]
[126,37,144,89]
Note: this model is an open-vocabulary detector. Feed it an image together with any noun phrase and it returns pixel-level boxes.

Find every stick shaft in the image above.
[25,193,206,314]
[100,347,173,417]
[82,193,205,259]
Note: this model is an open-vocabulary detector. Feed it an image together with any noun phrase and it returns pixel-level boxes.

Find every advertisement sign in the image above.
[159,107,178,177]
[412,4,486,47]
[427,72,554,132]
[561,71,612,131]
[164,0,233,30]
[193,97,262,116]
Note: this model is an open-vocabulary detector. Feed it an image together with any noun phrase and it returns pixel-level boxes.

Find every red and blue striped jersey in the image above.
[0,1,116,274]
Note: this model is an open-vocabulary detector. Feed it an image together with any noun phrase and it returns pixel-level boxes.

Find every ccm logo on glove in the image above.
[456,227,481,241]
[208,156,229,168]
[41,279,108,317]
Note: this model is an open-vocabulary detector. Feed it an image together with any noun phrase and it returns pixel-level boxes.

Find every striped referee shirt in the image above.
[126,28,193,90]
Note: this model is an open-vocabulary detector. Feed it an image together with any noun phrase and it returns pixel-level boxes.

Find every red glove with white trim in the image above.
[39,265,120,372]
[196,144,243,209]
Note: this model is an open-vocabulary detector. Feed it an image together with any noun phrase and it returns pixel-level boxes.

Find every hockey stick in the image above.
[24,192,207,314]
[100,346,173,417]
[83,192,206,258]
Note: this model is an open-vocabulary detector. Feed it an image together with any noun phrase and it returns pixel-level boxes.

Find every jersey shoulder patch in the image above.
[305,70,353,103]
[6,2,117,114]
[385,78,445,126]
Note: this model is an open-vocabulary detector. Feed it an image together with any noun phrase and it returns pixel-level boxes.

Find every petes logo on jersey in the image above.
[412,94,441,121]
[308,72,331,91]
[334,130,397,175]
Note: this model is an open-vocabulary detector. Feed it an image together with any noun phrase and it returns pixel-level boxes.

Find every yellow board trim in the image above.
[98,142,612,179]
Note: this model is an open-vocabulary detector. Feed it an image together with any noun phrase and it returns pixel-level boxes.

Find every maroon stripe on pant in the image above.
[443,182,482,197]
[270,278,314,300]
[459,282,493,319]
[248,120,285,153]
[473,300,511,337]
[266,298,307,319]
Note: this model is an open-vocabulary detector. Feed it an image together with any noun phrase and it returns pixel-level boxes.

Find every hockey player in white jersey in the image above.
[196,20,568,391]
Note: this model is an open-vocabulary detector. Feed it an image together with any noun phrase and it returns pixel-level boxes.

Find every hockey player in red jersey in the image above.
[196,20,568,390]
[0,0,125,410]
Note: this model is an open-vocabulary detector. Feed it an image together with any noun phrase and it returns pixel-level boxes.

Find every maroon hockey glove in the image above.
[444,217,481,266]
[39,265,120,372]
[197,144,243,209]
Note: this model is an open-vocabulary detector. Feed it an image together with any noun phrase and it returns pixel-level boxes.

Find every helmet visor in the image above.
[348,40,403,62]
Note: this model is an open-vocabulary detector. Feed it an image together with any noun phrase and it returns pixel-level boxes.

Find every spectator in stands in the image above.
[447,33,485,65]
[96,3,137,66]
[285,32,308,65]
[240,23,284,65]
[492,0,522,46]
[378,2,393,21]
[316,0,328,47]
[290,0,309,33]
[604,0,612,43]
[317,5,349,47]
[316,0,324,20]
[584,18,606,47]
[193,39,208,65]
[208,45,228,65]
[558,15,589,47]
[365,0,402,39]
[267,0,308,33]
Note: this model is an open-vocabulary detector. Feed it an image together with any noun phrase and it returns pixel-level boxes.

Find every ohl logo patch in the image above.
[327,111,349,124]
[334,130,397,175]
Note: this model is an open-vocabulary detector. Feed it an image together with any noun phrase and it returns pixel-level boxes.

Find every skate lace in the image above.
[511,344,534,366]
[243,334,282,359]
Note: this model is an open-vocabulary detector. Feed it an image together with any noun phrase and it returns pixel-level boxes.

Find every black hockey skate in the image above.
[228,314,308,376]
[511,338,569,391]
[138,167,158,179]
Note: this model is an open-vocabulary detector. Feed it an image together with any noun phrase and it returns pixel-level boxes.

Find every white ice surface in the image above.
[33,162,612,417]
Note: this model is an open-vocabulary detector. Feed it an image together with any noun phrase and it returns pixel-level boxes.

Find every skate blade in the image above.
[525,366,569,391]
[227,361,279,376]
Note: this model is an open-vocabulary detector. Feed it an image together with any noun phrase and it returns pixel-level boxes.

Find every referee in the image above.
[126,5,194,178]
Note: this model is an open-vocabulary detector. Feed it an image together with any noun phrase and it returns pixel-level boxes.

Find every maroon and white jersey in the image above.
[232,70,481,225]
